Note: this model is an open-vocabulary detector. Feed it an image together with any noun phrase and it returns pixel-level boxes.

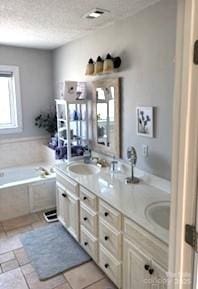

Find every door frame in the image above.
[169,0,198,288]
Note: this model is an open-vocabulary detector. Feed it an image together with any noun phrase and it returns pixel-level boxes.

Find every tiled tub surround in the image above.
[0,136,57,221]
[56,161,170,288]
[0,164,56,221]
[0,136,55,169]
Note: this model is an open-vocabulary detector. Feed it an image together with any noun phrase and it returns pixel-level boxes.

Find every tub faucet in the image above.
[125,146,139,184]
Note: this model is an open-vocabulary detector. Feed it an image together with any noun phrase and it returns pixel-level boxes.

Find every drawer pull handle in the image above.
[144,264,150,271]
[104,263,109,269]
[104,212,109,217]
[84,242,88,246]
[149,269,154,275]
[62,193,67,198]
[83,196,87,200]
[83,217,88,221]
[104,236,109,241]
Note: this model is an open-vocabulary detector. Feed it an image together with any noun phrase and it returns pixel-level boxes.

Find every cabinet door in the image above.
[67,193,79,241]
[56,182,69,227]
[56,182,79,240]
[123,238,151,289]
[151,260,168,289]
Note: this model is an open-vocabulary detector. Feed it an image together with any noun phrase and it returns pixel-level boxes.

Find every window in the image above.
[0,65,23,134]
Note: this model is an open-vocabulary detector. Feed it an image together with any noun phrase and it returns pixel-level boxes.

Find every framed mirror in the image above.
[92,78,121,157]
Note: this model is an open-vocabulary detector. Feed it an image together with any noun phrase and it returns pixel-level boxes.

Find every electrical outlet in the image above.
[142,145,148,157]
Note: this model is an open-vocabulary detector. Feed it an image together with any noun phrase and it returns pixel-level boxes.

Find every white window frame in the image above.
[0,65,23,134]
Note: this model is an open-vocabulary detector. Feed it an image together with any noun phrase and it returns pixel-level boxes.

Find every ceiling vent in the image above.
[84,8,109,19]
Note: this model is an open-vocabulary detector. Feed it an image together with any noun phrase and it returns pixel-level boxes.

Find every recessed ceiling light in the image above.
[84,8,109,19]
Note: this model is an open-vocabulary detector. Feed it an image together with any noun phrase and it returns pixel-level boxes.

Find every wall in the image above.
[0,45,54,139]
[53,0,177,180]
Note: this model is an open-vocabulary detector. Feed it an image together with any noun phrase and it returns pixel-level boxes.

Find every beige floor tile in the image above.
[2,214,39,231]
[32,220,48,230]
[14,248,30,266]
[0,232,6,240]
[54,283,72,289]
[85,278,117,289]
[6,225,33,237]
[64,262,104,289]
[0,235,23,254]
[0,251,15,264]
[1,259,19,273]
[0,268,29,289]
[25,270,66,289]
[35,211,46,221]
[21,263,35,276]
[0,224,4,233]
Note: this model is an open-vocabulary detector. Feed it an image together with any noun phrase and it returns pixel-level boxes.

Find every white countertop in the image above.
[56,162,170,245]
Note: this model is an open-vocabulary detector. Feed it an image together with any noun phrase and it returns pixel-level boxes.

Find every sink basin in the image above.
[67,163,100,175]
[145,201,170,231]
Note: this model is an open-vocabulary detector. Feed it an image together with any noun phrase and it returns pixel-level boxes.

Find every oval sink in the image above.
[67,163,100,175]
[145,201,170,231]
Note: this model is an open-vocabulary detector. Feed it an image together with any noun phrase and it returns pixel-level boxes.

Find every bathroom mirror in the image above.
[92,78,121,157]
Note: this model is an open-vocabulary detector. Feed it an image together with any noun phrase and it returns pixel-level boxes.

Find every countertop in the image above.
[56,162,170,245]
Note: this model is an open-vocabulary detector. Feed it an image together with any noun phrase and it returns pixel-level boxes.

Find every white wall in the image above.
[53,0,177,180]
[0,45,54,139]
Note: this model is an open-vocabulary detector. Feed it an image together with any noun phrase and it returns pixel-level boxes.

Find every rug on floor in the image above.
[20,223,91,280]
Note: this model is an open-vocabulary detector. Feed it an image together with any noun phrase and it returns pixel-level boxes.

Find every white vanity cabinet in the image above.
[55,170,169,289]
[79,186,99,262]
[98,200,122,288]
[123,238,151,289]
[56,172,79,241]
[123,217,168,289]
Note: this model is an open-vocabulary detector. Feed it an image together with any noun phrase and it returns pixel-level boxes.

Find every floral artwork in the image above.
[136,106,154,137]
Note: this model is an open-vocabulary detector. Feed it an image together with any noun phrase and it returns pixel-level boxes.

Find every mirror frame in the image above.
[92,78,121,157]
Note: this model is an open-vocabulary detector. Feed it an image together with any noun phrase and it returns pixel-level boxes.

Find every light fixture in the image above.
[103,53,114,73]
[84,8,109,19]
[85,54,121,76]
[85,58,94,75]
[94,56,103,74]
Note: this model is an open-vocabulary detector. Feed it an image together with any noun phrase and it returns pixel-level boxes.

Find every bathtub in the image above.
[0,164,56,221]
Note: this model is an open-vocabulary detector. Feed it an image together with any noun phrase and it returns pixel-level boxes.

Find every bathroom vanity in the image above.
[55,162,169,289]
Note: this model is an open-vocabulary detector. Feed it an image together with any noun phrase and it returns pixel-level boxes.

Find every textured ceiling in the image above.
[0,0,160,50]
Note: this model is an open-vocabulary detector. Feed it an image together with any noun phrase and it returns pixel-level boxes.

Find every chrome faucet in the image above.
[125,146,139,184]
[111,156,118,173]
[83,147,92,163]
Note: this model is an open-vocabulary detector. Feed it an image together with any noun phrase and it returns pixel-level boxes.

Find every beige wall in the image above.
[53,0,177,180]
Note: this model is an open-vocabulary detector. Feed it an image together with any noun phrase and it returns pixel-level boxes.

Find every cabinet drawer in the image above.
[124,217,168,269]
[80,226,98,262]
[80,203,98,236]
[80,186,97,212]
[99,219,122,260]
[56,171,79,197]
[99,200,121,231]
[99,245,122,288]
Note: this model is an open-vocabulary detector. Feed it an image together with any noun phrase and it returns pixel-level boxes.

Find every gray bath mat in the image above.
[20,223,91,280]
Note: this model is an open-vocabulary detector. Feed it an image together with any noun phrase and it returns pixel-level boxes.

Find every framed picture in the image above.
[136,106,154,137]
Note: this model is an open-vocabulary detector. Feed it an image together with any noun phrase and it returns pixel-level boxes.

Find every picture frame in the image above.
[136,106,154,137]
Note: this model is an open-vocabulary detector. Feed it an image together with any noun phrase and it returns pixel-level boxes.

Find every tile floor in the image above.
[0,212,116,289]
